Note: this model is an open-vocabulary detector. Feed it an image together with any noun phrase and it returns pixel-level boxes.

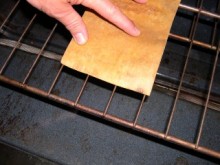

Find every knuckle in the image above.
[65,19,83,31]
[107,5,120,17]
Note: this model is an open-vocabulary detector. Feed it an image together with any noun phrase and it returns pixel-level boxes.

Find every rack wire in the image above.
[0,0,220,159]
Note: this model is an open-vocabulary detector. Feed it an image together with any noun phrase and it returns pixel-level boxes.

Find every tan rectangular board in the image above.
[61,0,180,95]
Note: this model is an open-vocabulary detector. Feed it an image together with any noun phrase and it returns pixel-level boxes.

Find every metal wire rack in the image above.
[0,0,220,160]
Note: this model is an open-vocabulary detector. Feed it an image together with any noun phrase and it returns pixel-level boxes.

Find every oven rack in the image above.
[0,0,220,160]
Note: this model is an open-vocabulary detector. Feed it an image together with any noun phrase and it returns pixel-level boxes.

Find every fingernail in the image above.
[134,27,141,36]
[74,33,87,45]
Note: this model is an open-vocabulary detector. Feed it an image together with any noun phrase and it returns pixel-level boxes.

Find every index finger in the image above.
[81,0,143,36]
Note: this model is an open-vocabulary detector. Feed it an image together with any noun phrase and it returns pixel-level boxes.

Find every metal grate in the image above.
[0,0,220,159]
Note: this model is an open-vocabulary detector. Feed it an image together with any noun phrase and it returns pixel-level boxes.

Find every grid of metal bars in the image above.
[0,0,220,159]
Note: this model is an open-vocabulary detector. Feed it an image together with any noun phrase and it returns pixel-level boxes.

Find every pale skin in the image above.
[27,0,147,45]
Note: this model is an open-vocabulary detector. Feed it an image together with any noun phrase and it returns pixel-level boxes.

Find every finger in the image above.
[82,0,141,36]
[26,0,42,10]
[27,0,88,45]
[54,4,88,45]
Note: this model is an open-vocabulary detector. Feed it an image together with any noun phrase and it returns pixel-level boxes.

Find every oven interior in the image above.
[0,0,220,164]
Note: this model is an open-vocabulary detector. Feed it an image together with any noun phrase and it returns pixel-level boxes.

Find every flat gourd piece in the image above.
[61,0,180,95]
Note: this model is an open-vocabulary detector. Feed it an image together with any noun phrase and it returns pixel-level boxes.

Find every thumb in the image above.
[55,4,88,45]
[27,0,88,45]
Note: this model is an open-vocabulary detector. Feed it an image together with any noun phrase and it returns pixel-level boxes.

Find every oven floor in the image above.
[0,85,218,165]
[0,142,57,165]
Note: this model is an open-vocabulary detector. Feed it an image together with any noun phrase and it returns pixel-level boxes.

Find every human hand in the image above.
[27,0,147,45]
